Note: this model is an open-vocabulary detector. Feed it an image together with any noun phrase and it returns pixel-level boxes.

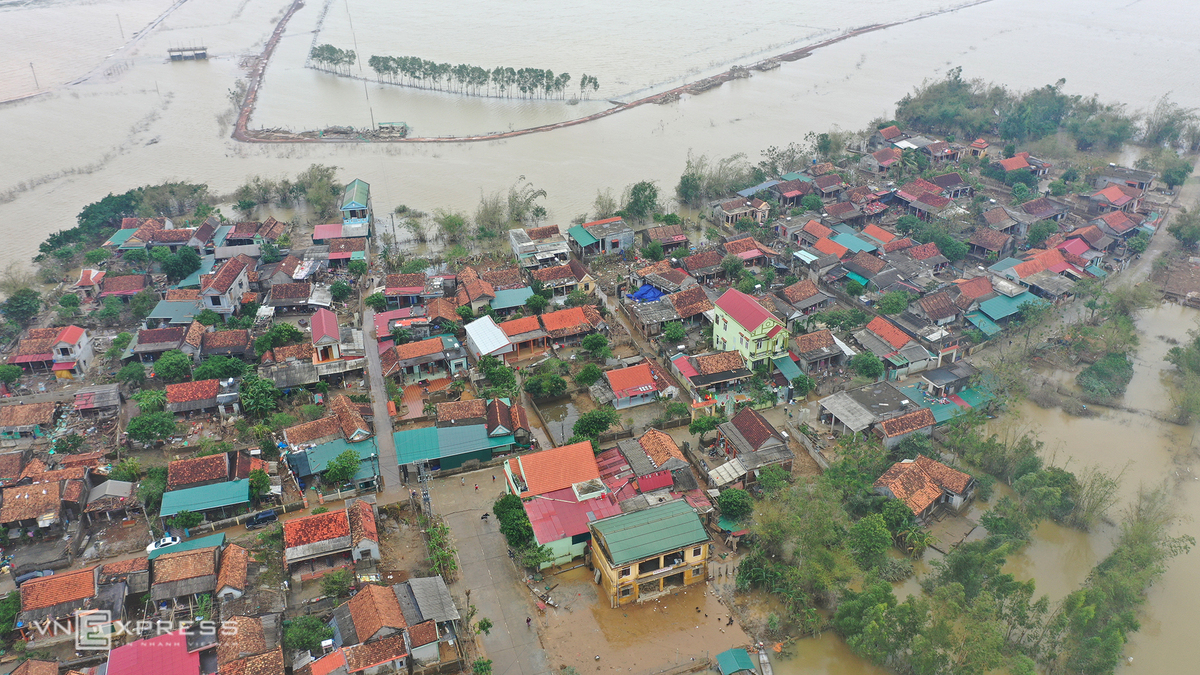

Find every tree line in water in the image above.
[309,44,599,99]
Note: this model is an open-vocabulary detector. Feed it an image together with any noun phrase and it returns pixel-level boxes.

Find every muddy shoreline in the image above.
[232,0,997,144]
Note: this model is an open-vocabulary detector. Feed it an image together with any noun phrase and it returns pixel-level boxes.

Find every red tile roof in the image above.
[500,315,542,337]
[479,268,525,290]
[284,509,350,548]
[395,336,445,360]
[166,379,219,404]
[347,584,406,642]
[882,237,914,253]
[728,407,781,451]
[605,363,656,399]
[539,307,594,338]
[815,174,844,190]
[969,228,1011,251]
[383,273,426,292]
[795,329,835,354]
[407,620,438,647]
[202,329,251,354]
[532,265,576,282]
[866,317,910,349]
[1095,210,1136,233]
[694,351,745,375]
[515,441,599,497]
[426,297,458,322]
[723,238,777,257]
[217,615,266,665]
[217,544,249,594]
[874,460,945,514]
[509,403,530,432]
[907,242,942,261]
[101,274,148,294]
[861,224,895,243]
[311,308,339,344]
[781,280,821,305]
[284,416,343,445]
[437,399,487,423]
[812,237,848,259]
[20,566,97,611]
[918,291,958,321]
[669,285,713,318]
[846,251,886,275]
[898,178,941,198]
[268,282,311,301]
[344,634,408,672]
[526,225,560,240]
[825,202,857,218]
[802,220,833,239]
[953,276,994,300]
[348,498,378,546]
[878,125,902,140]
[0,402,55,428]
[996,155,1031,172]
[168,453,227,488]
[204,256,250,295]
[683,250,724,272]
[871,147,902,165]
[715,288,780,332]
[154,546,218,583]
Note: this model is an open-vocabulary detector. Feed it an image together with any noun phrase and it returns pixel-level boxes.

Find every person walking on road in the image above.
[526,617,532,628]
[461,477,465,486]
[474,483,479,491]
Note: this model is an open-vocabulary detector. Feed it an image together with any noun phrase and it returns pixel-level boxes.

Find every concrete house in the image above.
[874,455,975,522]
[714,198,770,228]
[589,500,710,607]
[712,407,793,487]
[642,224,689,254]
[793,329,847,374]
[283,498,379,579]
[712,288,788,370]
[568,217,635,259]
[341,178,373,237]
[605,362,660,410]
[670,351,753,401]
[499,315,548,363]
[454,267,496,315]
[509,224,571,268]
[9,325,93,378]
[873,407,936,450]
[682,250,725,283]
[200,254,252,316]
[860,147,902,175]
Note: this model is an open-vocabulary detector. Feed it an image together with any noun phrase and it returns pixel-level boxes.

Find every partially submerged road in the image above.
[362,307,401,498]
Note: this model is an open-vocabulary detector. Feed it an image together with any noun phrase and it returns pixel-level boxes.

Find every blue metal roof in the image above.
[147,533,226,560]
[289,437,379,479]
[829,232,877,253]
[737,180,780,198]
[491,287,535,310]
[979,292,1042,321]
[393,425,513,465]
[159,480,250,518]
[146,299,201,324]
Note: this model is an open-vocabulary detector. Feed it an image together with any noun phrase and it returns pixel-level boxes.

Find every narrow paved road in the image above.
[362,307,401,496]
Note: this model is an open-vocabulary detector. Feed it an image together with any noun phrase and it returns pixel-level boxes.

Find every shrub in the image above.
[717,488,752,519]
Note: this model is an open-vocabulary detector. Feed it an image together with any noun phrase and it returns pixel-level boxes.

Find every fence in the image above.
[787,422,830,470]
[188,500,305,535]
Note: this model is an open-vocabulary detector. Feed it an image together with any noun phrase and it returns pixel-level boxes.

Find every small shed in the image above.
[716,649,757,675]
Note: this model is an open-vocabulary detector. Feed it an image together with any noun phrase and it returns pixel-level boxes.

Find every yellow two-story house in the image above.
[712,288,789,370]
[589,500,711,607]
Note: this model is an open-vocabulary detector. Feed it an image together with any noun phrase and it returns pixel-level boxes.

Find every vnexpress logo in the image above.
[75,610,111,650]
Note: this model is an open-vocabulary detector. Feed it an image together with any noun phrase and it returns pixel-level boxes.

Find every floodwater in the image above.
[532,398,584,446]
[4,0,1200,670]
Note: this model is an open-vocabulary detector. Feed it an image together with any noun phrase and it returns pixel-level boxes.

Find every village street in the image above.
[428,471,551,675]
[362,306,402,493]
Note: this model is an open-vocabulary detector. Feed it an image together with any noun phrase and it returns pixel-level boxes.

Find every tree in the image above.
[2,288,40,325]
[170,510,203,529]
[126,411,177,445]
[239,375,282,418]
[193,355,247,381]
[801,194,823,212]
[324,448,361,485]
[718,488,753,520]
[575,363,602,386]
[720,254,744,279]
[850,353,884,379]
[848,514,891,570]
[1127,231,1151,255]
[434,209,470,243]
[662,322,686,343]
[162,247,201,281]
[580,333,611,360]
[1167,205,1200,249]
[525,293,548,314]
[110,458,143,482]
[330,280,352,303]
[622,181,659,221]
[249,468,271,499]
[132,389,167,413]
[456,305,474,321]
[54,433,84,454]
[283,616,334,653]
[566,289,589,307]
[130,289,158,321]
[1010,183,1032,204]
[0,365,22,386]
[475,617,494,635]
[845,280,865,296]
[1025,221,1058,249]
[118,362,145,386]
[195,309,222,326]
[572,407,620,440]
[472,659,493,675]
[150,246,171,264]
[84,248,110,265]
[1161,155,1194,190]
[347,259,368,277]
[58,293,80,312]
[689,414,724,441]
[791,374,815,397]
[390,327,413,345]
[123,248,149,268]
[640,241,665,261]
[364,292,387,312]
[877,291,911,315]
[153,350,192,383]
[321,568,352,598]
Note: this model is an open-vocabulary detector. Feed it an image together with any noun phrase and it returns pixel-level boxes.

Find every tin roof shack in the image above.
[626,296,679,338]
[101,555,150,594]
[670,351,753,401]
[0,402,56,442]
[18,566,124,643]
[158,479,251,524]
[711,408,793,487]
[84,479,136,525]
[874,455,975,522]
[873,407,936,450]
[283,498,379,580]
[394,576,461,665]
[510,224,571,269]
[568,217,635,259]
[817,381,920,435]
[165,378,233,416]
[73,384,123,419]
[589,500,710,607]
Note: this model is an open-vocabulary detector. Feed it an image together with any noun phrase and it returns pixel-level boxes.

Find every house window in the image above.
[59,348,71,357]
[619,567,630,578]
[619,586,632,598]
[209,296,221,307]
[692,547,702,558]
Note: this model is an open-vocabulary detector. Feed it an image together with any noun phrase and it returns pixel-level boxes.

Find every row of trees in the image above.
[309,44,356,75]
[363,54,599,99]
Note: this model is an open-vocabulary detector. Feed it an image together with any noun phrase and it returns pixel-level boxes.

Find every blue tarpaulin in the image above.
[628,284,665,302]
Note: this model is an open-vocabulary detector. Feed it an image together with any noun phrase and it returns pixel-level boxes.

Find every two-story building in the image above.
[200,254,252,317]
[589,500,711,607]
[711,288,788,370]
[567,217,635,259]
[9,325,94,378]
[340,178,373,238]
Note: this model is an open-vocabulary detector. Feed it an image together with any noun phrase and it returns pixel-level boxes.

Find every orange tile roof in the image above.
[539,307,593,338]
[407,619,438,647]
[861,224,895,243]
[781,280,821,305]
[812,237,848,259]
[509,403,530,431]
[220,646,284,675]
[669,285,713,318]
[343,634,408,672]
[217,544,249,593]
[395,336,445,360]
[795,329,835,354]
[271,342,314,362]
[728,407,781,450]
[426,297,458,322]
[874,456,972,515]
[102,274,148,294]
[525,225,560,240]
[383,273,426,291]
[907,242,942,260]
[166,378,219,404]
[682,250,723,272]
[1011,258,1046,279]
[348,499,377,546]
[13,661,57,675]
[500,315,542,337]
[205,256,250,295]
[866,317,910,350]
[0,402,55,428]
[330,393,369,440]
[284,509,350,548]
[694,351,745,375]
[166,289,201,301]
[20,566,97,611]
[953,276,994,300]
[284,415,343,445]
[184,320,206,349]
[532,265,578,282]
[516,441,599,497]
[1,482,60,523]
[883,237,914,253]
[168,453,227,488]
[217,615,266,665]
[638,429,685,467]
[605,363,655,398]
[154,547,218,583]
[101,556,148,580]
[878,408,936,438]
[348,584,406,642]
[480,267,525,290]
[437,399,486,422]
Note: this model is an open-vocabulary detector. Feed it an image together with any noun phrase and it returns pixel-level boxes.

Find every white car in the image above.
[146,535,182,553]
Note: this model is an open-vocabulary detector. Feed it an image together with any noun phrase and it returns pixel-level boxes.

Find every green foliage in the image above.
[254,323,304,356]
[717,488,753,520]
[109,458,143,482]
[162,247,201,281]
[524,293,548,314]
[688,414,724,440]
[844,280,865,296]
[347,259,368,277]
[523,372,567,399]
[126,411,177,445]
[815,308,869,332]
[0,591,21,634]
[364,292,387,312]
[132,389,167,413]
[84,248,110,265]
[662,321,685,343]
[193,355,247,381]
[757,465,790,494]
[321,568,353,598]
[622,181,659,220]
[58,293,80,311]
[153,350,192,383]
[323,448,361,485]
[574,363,602,386]
[1025,221,1058,249]
[791,373,815,397]
[640,241,664,261]
[2,289,40,325]
[580,333,611,360]
[472,659,493,675]
[876,291,911,315]
[139,466,169,513]
[1160,154,1194,189]
[848,514,891,570]
[117,362,146,386]
[0,365,22,385]
[269,413,297,430]
[475,617,494,635]
[1076,352,1133,401]
[572,407,620,441]
[53,434,84,454]
[801,194,823,212]
[170,510,203,530]
[330,280,352,302]
[239,374,282,418]
[566,288,589,307]
[195,309,222,326]
[1167,205,1200,249]
[849,352,884,379]
[283,616,335,653]
[123,248,149,267]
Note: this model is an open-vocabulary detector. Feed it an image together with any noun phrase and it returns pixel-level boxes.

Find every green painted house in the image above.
[341,179,372,237]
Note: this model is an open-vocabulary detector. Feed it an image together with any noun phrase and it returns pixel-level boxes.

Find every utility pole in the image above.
[116,14,125,41]
[29,63,38,90]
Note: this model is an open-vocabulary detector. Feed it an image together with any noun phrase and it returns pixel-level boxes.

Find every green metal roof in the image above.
[567,225,598,247]
[104,229,137,247]
[965,311,1001,337]
[491,287,535,310]
[988,257,1023,274]
[592,499,707,566]
[957,386,994,408]
[830,232,876,253]
[779,172,813,182]
[716,649,757,675]
[159,480,251,518]
[212,225,232,247]
[845,270,870,287]
[147,533,226,560]
[342,179,370,210]
[146,299,201,324]
[979,292,1042,322]
[350,250,366,260]
[300,437,379,475]
[773,356,803,383]
[393,425,514,465]
[1085,263,1108,278]
[173,255,216,289]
